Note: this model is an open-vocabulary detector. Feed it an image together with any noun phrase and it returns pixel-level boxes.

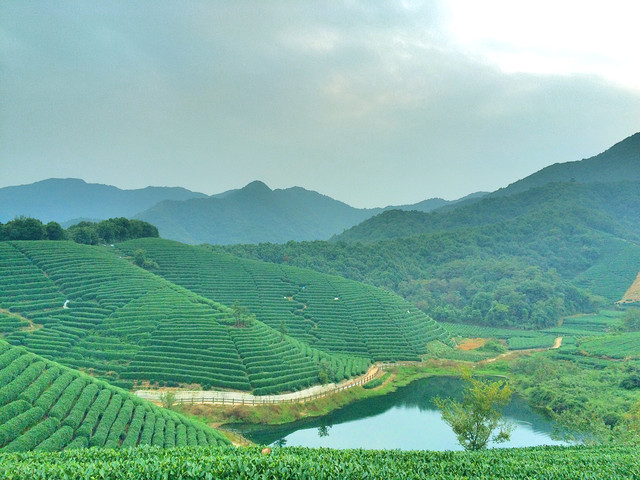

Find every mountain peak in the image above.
[241,180,272,193]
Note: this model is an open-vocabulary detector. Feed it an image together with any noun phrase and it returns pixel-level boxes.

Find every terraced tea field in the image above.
[1,443,638,479]
[0,241,369,393]
[574,237,640,301]
[0,341,228,452]
[441,311,621,354]
[120,238,450,361]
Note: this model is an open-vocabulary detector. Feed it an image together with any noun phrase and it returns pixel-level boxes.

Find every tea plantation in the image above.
[119,238,450,361]
[0,444,638,479]
[0,341,229,452]
[0,241,369,393]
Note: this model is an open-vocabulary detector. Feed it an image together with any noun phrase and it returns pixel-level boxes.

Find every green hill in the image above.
[493,131,640,197]
[0,178,206,224]
[334,181,640,244]
[0,241,370,394]
[0,340,229,452]
[119,238,450,361]
[134,180,483,245]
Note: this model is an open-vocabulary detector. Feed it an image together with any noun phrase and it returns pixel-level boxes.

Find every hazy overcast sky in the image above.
[1,1,639,207]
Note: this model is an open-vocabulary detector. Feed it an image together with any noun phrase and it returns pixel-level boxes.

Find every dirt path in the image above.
[478,336,563,365]
[135,364,382,407]
[0,307,42,333]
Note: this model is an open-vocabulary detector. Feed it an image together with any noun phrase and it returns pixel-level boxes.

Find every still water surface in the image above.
[229,376,566,450]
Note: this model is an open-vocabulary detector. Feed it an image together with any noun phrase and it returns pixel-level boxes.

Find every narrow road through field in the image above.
[479,336,563,365]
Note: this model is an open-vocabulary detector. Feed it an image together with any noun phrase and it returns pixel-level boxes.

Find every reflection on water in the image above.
[226,376,566,451]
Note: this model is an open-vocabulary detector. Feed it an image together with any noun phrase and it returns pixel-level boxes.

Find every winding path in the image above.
[135,365,382,407]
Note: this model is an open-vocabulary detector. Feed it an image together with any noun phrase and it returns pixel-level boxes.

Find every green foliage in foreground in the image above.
[0,444,638,479]
[362,372,390,389]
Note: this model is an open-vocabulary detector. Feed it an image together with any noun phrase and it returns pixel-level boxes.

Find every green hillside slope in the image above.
[0,241,366,394]
[493,131,640,197]
[0,340,229,452]
[222,183,640,329]
[335,181,640,244]
[119,238,450,360]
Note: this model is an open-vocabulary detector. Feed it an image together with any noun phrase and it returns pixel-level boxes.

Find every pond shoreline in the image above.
[224,375,564,450]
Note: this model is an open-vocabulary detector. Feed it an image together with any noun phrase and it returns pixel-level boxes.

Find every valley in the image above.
[1,132,639,477]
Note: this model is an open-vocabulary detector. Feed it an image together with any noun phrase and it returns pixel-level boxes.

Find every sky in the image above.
[1,1,639,208]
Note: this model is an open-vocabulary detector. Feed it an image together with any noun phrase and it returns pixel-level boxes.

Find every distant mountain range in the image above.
[1,131,637,245]
[134,181,484,244]
[134,180,379,244]
[0,178,206,223]
[0,178,480,245]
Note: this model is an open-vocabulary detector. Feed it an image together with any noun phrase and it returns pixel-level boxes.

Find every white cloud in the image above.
[446,0,640,90]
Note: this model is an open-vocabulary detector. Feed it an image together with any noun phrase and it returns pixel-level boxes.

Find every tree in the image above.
[232,301,249,328]
[45,221,65,240]
[160,391,176,410]
[434,371,514,451]
[553,402,640,446]
[622,308,640,331]
[132,248,158,270]
[69,225,99,245]
[3,216,46,240]
[133,249,147,267]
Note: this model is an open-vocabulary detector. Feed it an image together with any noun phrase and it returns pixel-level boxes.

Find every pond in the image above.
[226,376,567,450]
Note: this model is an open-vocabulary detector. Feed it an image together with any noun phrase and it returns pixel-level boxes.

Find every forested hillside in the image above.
[334,181,640,244]
[135,181,381,244]
[493,131,640,196]
[135,180,485,245]
[0,341,229,452]
[222,182,640,329]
